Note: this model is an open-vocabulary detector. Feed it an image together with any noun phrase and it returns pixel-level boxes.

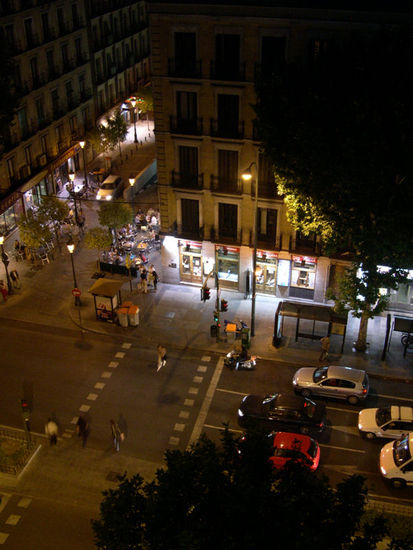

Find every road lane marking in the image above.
[319,443,365,453]
[5,515,20,525]
[330,425,360,436]
[216,388,247,396]
[101,371,112,378]
[108,361,119,368]
[327,406,359,414]
[369,493,413,505]
[115,352,125,359]
[184,399,194,406]
[203,423,244,434]
[174,423,185,432]
[95,382,105,389]
[87,393,98,401]
[187,357,225,448]
[122,343,132,349]
[179,411,190,419]
[188,387,199,395]
[79,404,90,412]
[201,356,211,362]
[193,376,203,384]
[0,533,9,544]
[374,393,413,403]
[169,436,179,445]
[322,464,380,477]
[198,365,207,373]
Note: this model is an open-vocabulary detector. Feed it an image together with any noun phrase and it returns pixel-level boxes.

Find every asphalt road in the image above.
[1,321,413,549]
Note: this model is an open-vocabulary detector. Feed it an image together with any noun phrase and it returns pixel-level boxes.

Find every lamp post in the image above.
[130,98,138,143]
[68,171,79,225]
[241,162,258,337]
[0,235,13,295]
[129,174,135,204]
[67,239,80,306]
[79,140,88,189]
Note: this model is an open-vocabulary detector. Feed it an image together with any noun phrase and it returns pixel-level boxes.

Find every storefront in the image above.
[0,190,24,236]
[289,255,317,300]
[23,177,51,211]
[216,245,240,289]
[180,241,202,283]
[49,144,80,194]
[256,250,278,294]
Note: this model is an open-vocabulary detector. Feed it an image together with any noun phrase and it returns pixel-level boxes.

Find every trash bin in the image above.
[120,301,133,309]
[117,307,129,328]
[128,305,140,326]
[241,327,251,348]
[210,324,218,338]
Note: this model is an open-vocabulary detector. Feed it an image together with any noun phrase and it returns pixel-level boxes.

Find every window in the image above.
[17,108,28,136]
[24,18,33,46]
[338,380,356,389]
[72,3,79,26]
[75,37,82,62]
[217,149,238,192]
[51,89,59,114]
[309,39,329,64]
[217,94,239,138]
[46,49,55,77]
[258,208,277,243]
[7,157,16,180]
[41,12,49,39]
[78,73,85,96]
[4,24,14,46]
[261,36,285,76]
[215,33,240,77]
[179,146,198,186]
[69,115,77,134]
[30,57,38,84]
[57,7,65,33]
[174,32,196,75]
[61,44,69,66]
[35,97,45,124]
[219,203,237,239]
[24,144,32,165]
[65,80,73,105]
[41,134,49,155]
[176,91,197,121]
[181,199,199,234]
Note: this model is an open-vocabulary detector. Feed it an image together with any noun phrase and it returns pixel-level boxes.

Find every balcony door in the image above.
[181,198,199,236]
[179,146,198,188]
[217,94,239,137]
[215,33,240,77]
[219,203,237,240]
[174,32,196,75]
[218,149,238,193]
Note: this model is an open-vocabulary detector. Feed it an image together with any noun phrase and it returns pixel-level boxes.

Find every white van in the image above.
[96,175,122,201]
[380,433,413,488]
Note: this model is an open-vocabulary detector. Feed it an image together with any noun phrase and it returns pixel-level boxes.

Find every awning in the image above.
[88,278,124,297]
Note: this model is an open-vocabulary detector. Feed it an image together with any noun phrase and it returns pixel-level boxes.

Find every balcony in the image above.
[168,58,202,78]
[250,181,283,200]
[289,235,321,256]
[169,116,203,136]
[171,171,204,190]
[210,60,246,81]
[210,119,244,140]
[210,175,243,195]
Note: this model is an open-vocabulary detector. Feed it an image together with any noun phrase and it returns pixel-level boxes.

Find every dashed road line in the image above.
[101,371,112,378]
[375,393,413,403]
[95,382,105,389]
[179,411,190,419]
[115,352,125,359]
[193,376,203,384]
[108,361,119,368]
[174,423,185,432]
[184,399,194,407]
[0,533,9,544]
[326,406,359,414]
[201,356,211,362]
[87,393,98,401]
[188,387,199,395]
[203,423,243,434]
[122,343,132,349]
[5,515,20,526]
[216,388,246,396]
[197,365,207,373]
[79,404,90,412]
[169,436,180,445]
[319,443,365,454]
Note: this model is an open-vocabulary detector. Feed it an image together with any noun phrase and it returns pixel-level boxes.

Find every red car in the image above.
[269,432,320,471]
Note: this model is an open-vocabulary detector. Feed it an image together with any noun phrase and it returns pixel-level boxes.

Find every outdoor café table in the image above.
[137,242,148,249]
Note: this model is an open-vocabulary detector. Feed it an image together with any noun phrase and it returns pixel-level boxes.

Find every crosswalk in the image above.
[0,492,32,545]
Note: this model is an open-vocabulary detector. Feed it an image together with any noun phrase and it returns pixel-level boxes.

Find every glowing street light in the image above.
[79,140,88,189]
[68,171,79,225]
[130,98,138,143]
[67,238,80,306]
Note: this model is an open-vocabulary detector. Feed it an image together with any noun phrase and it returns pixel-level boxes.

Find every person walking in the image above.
[45,418,58,445]
[319,335,330,362]
[157,344,167,372]
[10,270,21,289]
[0,281,8,302]
[76,415,90,448]
[140,266,148,293]
[110,419,122,452]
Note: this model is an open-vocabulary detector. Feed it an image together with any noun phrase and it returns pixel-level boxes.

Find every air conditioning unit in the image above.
[38,153,47,166]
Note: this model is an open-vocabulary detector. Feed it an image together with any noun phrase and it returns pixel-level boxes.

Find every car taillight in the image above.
[362,388,367,394]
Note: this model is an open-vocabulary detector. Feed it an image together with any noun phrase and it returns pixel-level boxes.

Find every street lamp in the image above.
[68,171,79,225]
[0,235,13,295]
[79,140,88,189]
[67,238,80,306]
[129,175,135,187]
[241,161,258,337]
[130,98,138,143]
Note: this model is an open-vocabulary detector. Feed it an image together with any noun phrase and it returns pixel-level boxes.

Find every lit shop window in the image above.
[290,256,317,289]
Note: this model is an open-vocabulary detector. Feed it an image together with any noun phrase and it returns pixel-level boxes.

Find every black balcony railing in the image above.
[210,118,244,139]
[168,58,202,78]
[171,171,204,190]
[169,116,203,135]
[250,181,283,200]
[210,60,246,81]
[210,175,243,195]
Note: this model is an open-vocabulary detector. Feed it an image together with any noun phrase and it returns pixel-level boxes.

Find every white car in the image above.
[358,405,413,440]
[96,175,122,201]
[380,433,413,488]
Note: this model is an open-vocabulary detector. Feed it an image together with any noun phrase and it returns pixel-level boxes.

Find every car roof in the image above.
[390,406,413,421]
[274,393,308,410]
[273,432,311,449]
[103,174,122,184]
[327,365,365,382]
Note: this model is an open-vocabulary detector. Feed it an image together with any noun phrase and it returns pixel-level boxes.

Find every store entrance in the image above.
[180,245,202,283]
[256,251,277,294]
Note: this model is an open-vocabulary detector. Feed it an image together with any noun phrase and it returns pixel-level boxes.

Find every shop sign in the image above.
[292,255,317,264]
[0,190,22,214]
[257,250,278,260]
[277,259,291,287]
[48,144,80,173]
[217,246,240,255]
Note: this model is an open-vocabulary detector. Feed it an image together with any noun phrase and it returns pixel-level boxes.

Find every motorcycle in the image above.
[224,349,257,371]
[224,319,248,339]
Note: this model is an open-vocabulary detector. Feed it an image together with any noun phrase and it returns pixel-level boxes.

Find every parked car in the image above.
[380,433,413,488]
[269,431,320,471]
[238,392,326,435]
[96,174,122,201]
[359,405,413,439]
[292,365,369,405]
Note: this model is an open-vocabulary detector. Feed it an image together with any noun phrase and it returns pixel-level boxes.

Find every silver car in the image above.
[292,365,369,405]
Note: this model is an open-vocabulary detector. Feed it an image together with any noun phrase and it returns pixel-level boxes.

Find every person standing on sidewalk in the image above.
[140,266,148,293]
[110,419,122,452]
[319,336,330,362]
[45,418,58,445]
[0,280,8,302]
[76,415,90,448]
[157,344,167,372]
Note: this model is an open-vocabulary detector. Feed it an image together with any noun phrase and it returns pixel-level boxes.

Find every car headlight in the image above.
[238,409,244,417]
[380,466,387,476]
[292,379,297,386]
[358,423,363,430]
[96,195,101,200]
[106,195,112,201]
[226,352,231,358]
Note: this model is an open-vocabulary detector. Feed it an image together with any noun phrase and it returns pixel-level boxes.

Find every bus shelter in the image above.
[273,300,348,353]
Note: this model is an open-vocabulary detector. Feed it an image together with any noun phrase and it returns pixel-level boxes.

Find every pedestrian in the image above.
[110,419,122,452]
[76,415,89,448]
[152,268,158,291]
[157,344,167,372]
[10,270,21,289]
[140,266,148,293]
[45,418,58,445]
[319,335,330,362]
[0,280,8,302]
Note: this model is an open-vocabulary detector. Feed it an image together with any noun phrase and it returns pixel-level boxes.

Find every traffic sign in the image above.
[72,288,81,297]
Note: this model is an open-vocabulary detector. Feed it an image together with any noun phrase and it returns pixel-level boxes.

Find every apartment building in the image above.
[0,0,149,236]
[148,0,412,307]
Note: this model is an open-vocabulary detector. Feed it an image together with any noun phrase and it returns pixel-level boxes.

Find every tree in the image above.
[37,196,69,251]
[84,226,113,269]
[18,211,52,250]
[87,125,111,155]
[254,28,413,350]
[92,431,408,550]
[105,109,128,157]
[97,201,133,245]
[136,86,153,128]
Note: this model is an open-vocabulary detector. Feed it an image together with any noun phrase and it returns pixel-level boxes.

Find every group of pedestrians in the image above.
[138,263,158,293]
[44,415,125,452]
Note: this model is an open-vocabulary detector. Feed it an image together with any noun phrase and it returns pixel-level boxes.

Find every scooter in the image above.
[224,349,257,371]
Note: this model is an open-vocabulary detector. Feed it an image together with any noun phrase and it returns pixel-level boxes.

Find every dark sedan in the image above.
[238,392,326,435]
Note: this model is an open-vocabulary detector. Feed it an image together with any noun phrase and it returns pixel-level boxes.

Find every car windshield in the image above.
[313,366,328,383]
[302,398,317,418]
[101,183,115,190]
[393,435,412,467]
[262,394,278,406]
[273,449,304,460]
[376,407,392,426]
[307,439,318,458]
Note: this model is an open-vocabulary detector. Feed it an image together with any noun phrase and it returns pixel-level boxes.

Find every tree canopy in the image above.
[84,226,113,268]
[18,211,52,250]
[92,431,412,550]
